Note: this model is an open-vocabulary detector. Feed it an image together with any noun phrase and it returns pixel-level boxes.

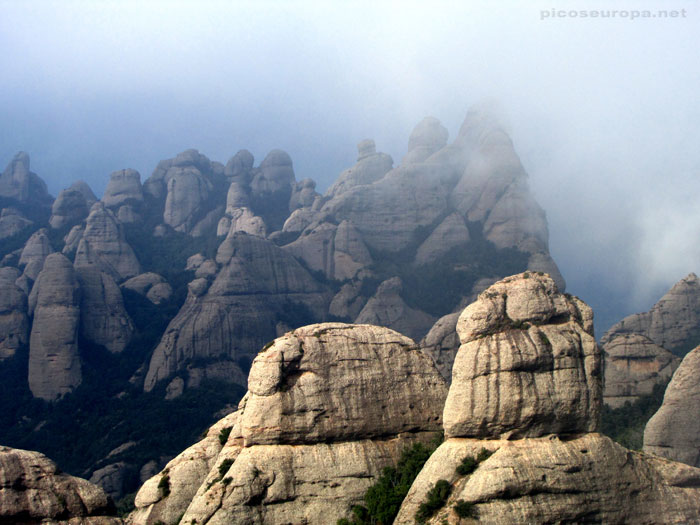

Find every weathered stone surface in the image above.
[68,180,98,207]
[89,462,134,501]
[120,273,167,296]
[0,267,29,360]
[102,169,144,209]
[190,204,224,237]
[0,446,120,524]
[289,177,318,211]
[146,283,173,305]
[63,224,84,256]
[0,207,32,239]
[224,149,254,182]
[604,333,680,408]
[394,434,700,525]
[414,212,470,266]
[329,282,368,321]
[134,323,446,525]
[420,311,461,382]
[251,149,295,196]
[403,116,449,164]
[324,140,393,199]
[224,207,266,237]
[28,253,82,401]
[74,203,141,281]
[143,232,330,392]
[50,187,90,229]
[602,273,700,406]
[193,259,217,280]
[644,346,700,467]
[19,228,53,281]
[163,166,213,233]
[444,273,600,439]
[130,411,241,525]
[242,323,447,445]
[0,152,52,205]
[75,265,134,353]
[355,277,436,341]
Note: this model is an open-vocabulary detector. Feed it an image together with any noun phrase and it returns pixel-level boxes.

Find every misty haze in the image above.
[1,1,700,523]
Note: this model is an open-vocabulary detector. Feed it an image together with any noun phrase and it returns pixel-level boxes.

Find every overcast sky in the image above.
[1,0,699,333]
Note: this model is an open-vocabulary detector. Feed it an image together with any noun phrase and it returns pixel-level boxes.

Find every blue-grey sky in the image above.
[1,0,699,333]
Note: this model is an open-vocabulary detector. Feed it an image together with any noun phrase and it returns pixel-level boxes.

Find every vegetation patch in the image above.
[158,473,170,498]
[337,433,443,525]
[415,479,452,523]
[454,499,477,519]
[218,426,232,446]
[601,379,669,450]
[456,448,493,476]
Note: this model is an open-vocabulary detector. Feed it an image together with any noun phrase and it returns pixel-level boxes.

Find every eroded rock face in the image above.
[355,277,436,342]
[27,253,82,402]
[644,346,700,467]
[0,446,120,524]
[394,434,700,525]
[75,265,134,353]
[50,187,90,229]
[74,203,141,281]
[324,140,394,199]
[19,228,53,281]
[103,169,144,209]
[143,232,331,392]
[241,323,447,445]
[444,272,600,439]
[0,267,29,360]
[602,273,700,407]
[0,207,32,239]
[0,152,52,205]
[132,323,446,525]
[420,311,461,382]
[403,116,449,164]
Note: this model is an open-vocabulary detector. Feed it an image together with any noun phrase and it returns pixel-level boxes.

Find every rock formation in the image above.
[121,272,173,305]
[75,265,134,353]
[602,273,700,407]
[102,169,144,223]
[18,228,53,281]
[50,187,90,229]
[142,232,331,392]
[0,207,32,239]
[644,346,700,467]
[355,277,435,341]
[131,323,447,524]
[0,446,120,524]
[390,273,700,524]
[0,267,29,360]
[27,253,82,401]
[0,152,52,205]
[74,202,141,281]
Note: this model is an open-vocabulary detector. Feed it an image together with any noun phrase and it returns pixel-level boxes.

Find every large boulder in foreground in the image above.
[0,446,120,524]
[131,323,447,525]
[444,272,600,439]
[644,346,700,467]
[392,273,700,525]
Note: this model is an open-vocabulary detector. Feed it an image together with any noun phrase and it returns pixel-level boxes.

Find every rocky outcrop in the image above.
[50,187,90,229]
[74,203,141,281]
[0,267,29,360]
[391,272,700,525]
[0,152,52,205]
[27,253,82,401]
[355,277,436,341]
[121,273,173,305]
[18,228,53,281]
[142,232,331,392]
[324,139,393,199]
[420,311,461,382]
[0,445,120,524]
[402,116,449,164]
[644,346,700,467]
[75,266,134,353]
[132,323,447,524]
[602,273,700,407]
[414,212,470,266]
[444,272,600,439]
[0,207,32,239]
[102,169,144,223]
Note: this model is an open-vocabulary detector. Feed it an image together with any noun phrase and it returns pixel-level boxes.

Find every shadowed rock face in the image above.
[644,346,700,467]
[0,267,29,360]
[27,253,82,401]
[50,187,90,229]
[444,272,600,439]
[131,323,447,525]
[602,273,700,407]
[0,446,121,524]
